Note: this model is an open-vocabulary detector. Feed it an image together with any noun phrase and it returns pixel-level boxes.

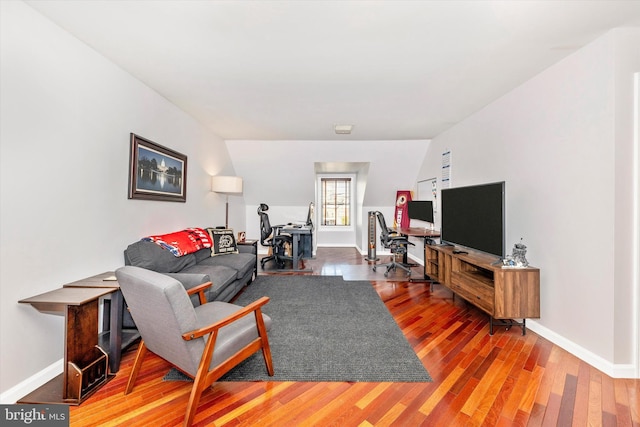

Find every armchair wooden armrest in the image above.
[182,296,270,341]
[186,281,212,305]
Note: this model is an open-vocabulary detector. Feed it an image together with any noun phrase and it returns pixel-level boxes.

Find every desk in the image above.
[280,225,313,271]
[394,227,441,282]
[63,272,140,373]
[18,286,117,404]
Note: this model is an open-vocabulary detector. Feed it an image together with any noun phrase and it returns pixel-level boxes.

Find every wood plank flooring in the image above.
[70,248,639,426]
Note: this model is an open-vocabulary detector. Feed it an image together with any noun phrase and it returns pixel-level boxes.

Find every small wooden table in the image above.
[18,286,117,404]
[63,272,139,374]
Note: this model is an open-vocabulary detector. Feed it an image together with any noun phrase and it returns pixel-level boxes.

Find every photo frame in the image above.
[128,133,187,202]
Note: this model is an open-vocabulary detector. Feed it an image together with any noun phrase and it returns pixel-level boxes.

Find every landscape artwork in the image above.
[128,133,187,202]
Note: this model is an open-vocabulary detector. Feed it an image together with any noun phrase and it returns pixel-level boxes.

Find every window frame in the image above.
[317,174,355,230]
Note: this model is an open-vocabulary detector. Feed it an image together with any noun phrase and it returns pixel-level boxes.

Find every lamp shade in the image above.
[211,176,243,194]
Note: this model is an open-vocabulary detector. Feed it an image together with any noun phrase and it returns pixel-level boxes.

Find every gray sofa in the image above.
[124,239,257,300]
[122,239,257,328]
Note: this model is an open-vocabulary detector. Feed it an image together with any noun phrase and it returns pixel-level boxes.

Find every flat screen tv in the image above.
[441,181,505,258]
[407,200,434,223]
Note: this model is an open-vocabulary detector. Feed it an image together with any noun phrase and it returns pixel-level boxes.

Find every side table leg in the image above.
[109,290,124,373]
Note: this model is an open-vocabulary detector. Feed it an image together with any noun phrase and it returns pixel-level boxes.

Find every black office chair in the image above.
[258,203,293,269]
[372,211,414,277]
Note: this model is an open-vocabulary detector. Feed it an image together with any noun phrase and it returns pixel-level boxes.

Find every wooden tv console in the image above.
[425,244,540,335]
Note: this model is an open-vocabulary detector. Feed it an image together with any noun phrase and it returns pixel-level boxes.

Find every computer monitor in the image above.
[407,200,434,224]
[306,202,314,229]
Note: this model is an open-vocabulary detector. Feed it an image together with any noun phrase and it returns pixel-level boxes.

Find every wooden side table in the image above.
[18,286,117,404]
[63,272,140,373]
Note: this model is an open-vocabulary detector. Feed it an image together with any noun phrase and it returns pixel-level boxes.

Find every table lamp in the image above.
[211,175,243,228]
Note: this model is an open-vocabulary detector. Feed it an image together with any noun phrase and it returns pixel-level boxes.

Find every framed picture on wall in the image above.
[128,133,187,202]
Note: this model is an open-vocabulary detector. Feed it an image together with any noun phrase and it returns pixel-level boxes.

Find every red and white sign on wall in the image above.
[394,190,412,228]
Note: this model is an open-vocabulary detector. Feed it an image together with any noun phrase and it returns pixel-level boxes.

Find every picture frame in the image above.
[237,231,246,243]
[128,133,187,202]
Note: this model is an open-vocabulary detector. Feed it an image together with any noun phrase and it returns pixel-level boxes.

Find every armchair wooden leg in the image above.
[184,376,206,427]
[255,309,274,376]
[125,341,148,394]
[184,332,218,427]
[261,342,274,376]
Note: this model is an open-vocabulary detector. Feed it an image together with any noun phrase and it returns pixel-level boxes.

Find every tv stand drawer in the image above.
[450,273,494,314]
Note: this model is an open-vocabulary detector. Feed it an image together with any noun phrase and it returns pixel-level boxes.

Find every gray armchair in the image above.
[115,266,274,427]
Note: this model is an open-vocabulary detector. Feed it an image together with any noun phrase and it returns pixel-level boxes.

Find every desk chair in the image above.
[372,211,414,277]
[258,203,293,269]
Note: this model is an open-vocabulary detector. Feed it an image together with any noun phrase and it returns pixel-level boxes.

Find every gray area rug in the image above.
[164,275,432,382]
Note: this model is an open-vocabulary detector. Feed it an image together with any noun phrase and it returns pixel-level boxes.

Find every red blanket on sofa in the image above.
[143,228,212,257]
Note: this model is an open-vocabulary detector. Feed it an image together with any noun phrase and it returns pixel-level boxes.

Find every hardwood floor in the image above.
[70,248,639,426]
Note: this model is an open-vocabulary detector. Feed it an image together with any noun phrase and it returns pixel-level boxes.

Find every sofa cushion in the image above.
[179,264,238,300]
[125,240,196,273]
[197,252,255,280]
[194,248,212,263]
[207,228,239,256]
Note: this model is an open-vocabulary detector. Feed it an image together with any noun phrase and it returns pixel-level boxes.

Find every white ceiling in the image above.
[26,0,640,141]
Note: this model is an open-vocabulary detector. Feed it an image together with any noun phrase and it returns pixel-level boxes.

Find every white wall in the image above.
[0,1,241,399]
[416,28,640,377]
[226,140,430,208]
[229,139,430,253]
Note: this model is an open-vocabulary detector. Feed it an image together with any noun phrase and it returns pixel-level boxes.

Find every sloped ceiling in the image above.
[23,1,640,208]
[25,0,640,141]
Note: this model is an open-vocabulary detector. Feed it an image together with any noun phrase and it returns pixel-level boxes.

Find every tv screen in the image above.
[407,200,434,223]
[441,181,505,258]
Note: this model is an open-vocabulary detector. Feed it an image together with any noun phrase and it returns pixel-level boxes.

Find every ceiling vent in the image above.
[334,124,353,135]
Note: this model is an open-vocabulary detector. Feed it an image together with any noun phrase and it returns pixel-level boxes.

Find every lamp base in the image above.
[225,199,229,229]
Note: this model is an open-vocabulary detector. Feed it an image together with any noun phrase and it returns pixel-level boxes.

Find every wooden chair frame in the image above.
[124,282,274,427]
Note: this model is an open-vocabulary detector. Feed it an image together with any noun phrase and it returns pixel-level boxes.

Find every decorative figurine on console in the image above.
[512,238,529,267]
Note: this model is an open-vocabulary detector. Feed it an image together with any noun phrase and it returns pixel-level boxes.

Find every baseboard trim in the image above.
[407,253,424,265]
[0,359,63,404]
[526,320,638,379]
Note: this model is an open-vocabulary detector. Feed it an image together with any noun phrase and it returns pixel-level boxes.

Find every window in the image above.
[320,177,351,226]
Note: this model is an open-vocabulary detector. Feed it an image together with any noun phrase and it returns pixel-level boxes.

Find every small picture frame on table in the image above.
[237,231,246,243]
